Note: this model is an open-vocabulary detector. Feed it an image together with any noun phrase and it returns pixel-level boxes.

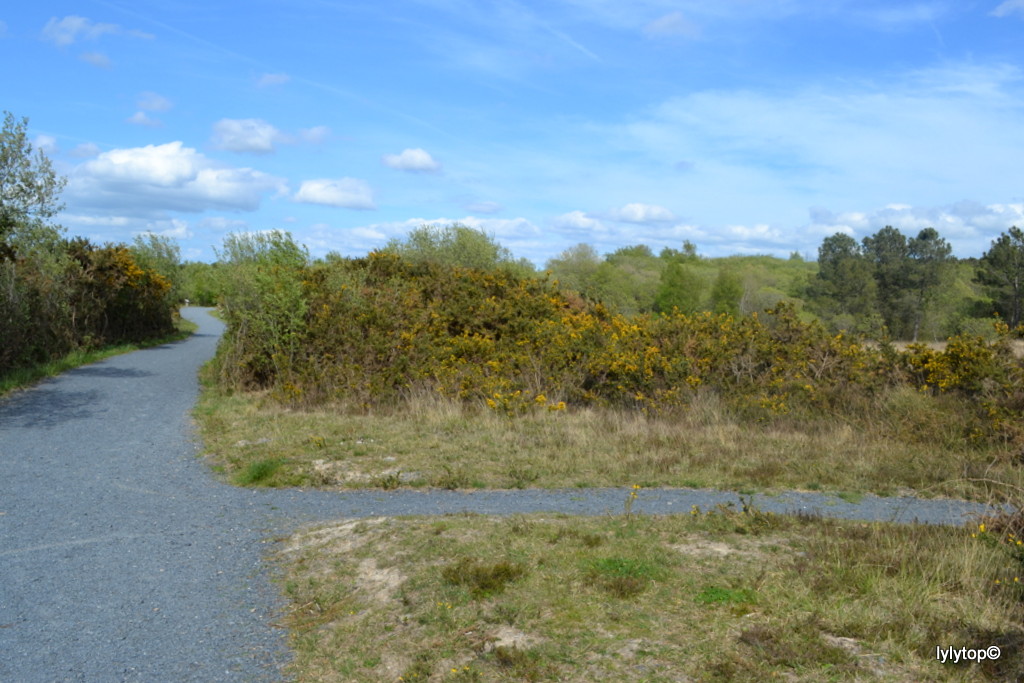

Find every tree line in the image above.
[539,228,1023,341]
[0,112,178,377]
[176,222,1023,343]
[811,226,1024,339]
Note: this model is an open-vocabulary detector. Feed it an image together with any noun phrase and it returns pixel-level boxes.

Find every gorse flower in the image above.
[220,252,1024,444]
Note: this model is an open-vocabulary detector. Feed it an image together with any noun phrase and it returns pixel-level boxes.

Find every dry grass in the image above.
[273,507,1024,681]
[194,384,1024,500]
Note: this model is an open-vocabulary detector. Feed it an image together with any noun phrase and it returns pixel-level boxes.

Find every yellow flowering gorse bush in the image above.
[218,252,1024,445]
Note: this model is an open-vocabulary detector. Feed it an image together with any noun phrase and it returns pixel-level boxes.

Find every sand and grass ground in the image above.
[194,385,1023,502]
[274,504,1024,681]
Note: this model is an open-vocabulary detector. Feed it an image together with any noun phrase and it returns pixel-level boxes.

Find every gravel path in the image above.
[0,307,1005,681]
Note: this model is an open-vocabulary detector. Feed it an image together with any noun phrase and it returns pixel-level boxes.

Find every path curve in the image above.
[0,308,1006,681]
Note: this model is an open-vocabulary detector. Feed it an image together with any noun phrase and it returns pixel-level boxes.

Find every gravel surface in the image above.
[0,307,1007,681]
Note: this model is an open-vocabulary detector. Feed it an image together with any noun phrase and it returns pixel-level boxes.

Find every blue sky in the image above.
[3,1,1024,264]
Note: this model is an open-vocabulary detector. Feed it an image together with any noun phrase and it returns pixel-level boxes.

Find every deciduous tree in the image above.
[0,111,66,251]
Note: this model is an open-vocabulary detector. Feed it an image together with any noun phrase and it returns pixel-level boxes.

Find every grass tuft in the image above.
[235,457,286,485]
[441,558,527,598]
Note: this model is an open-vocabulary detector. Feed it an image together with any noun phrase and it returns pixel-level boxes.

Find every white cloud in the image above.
[0,21,7,38]
[41,15,152,46]
[61,214,133,228]
[126,111,161,127]
[68,141,286,215]
[382,148,442,173]
[322,215,538,255]
[211,118,284,154]
[33,135,58,154]
[992,0,1024,18]
[613,203,675,223]
[79,52,111,68]
[465,200,503,214]
[197,216,249,232]
[138,218,192,240]
[455,215,541,238]
[722,223,784,242]
[82,143,196,186]
[299,125,331,144]
[553,210,604,233]
[70,142,101,158]
[256,72,290,87]
[351,226,388,242]
[643,11,699,39]
[853,3,947,29]
[609,62,1024,230]
[43,16,118,45]
[138,91,172,112]
[804,202,1024,256]
[547,211,708,256]
[294,178,376,210]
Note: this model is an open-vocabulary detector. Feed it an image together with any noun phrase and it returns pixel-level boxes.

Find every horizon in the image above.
[3,1,1024,265]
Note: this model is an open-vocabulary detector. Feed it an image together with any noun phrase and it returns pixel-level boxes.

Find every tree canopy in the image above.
[0,111,67,250]
[976,226,1024,328]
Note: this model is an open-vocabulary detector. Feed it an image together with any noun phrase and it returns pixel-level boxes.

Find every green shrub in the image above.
[213,249,1024,447]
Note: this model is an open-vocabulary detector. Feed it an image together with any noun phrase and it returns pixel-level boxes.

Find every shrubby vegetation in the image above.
[0,111,177,378]
[381,222,535,277]
[211,228,1024,452]
[543,226,1024,343]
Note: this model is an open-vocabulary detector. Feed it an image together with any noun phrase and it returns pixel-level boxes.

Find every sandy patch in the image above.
[281,517,387,555]
[671,534,791,561]
[484,625,544,652]
[355,557,405,603]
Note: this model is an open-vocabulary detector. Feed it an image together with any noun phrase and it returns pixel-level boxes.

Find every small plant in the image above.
[507,464,540,488]
[374,470,402,490]
[433,464,471,490]
[695,585,757,605]
[441,558,527,598]
[236,456,285,485]
[398,651,434,681]
[490,646,548,680]
[623,484,641,519]
[586,556,666,599]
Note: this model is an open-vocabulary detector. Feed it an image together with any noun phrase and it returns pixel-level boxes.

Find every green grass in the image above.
[193,383,1024,502]
[274,505,1024,681]
[0,314,197,396]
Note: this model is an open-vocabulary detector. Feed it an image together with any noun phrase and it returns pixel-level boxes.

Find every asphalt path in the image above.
[0,307,1005,681]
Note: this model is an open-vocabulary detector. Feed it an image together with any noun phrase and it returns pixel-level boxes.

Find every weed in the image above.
[837,490,865,504]
[623,484,641,520]
[507,464,540,488]
[695,585,757,605]
[235,457,285,485]
[441,558,527,598]
[490,646,550,681]
[737,619,852,671]
[374,471,402,490]
[432,464,470,490]
[586,556,666,599]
